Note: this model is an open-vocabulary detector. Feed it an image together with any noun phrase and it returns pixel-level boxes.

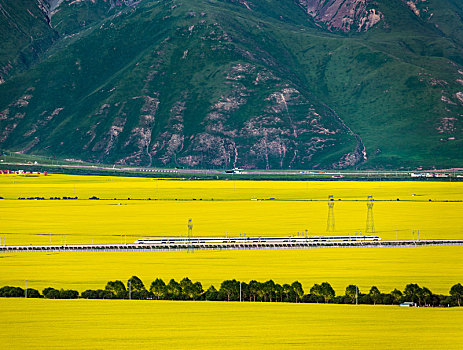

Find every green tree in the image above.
[128,276,145,292]
[450,283,463,306]
[345,285,358,304]
[220,279,239,301]
[369,286,381,305]
[417,287,433,306]
[404,283,421,303]
[180,277,195,299]
[150,278,166,300]
[320,282,335,303]
[82,289,109,299]
[204,285,218,301]
[282,284,292,302]
[166,279,182,300]
[240,282,249,301]
[263,280,276,302]
[291,281,304,303]
[43,287,60,299]
[26,288,41,298]
[81,289,98,299]
[0,286,25,298]
[310,283,323,302]
[248,280,259,302]
[256,282,265,302]
[191,281,203,300]
[60,289,79,299]
[105,280,126,298]
[390,289,403,304]
[275,283,284,302]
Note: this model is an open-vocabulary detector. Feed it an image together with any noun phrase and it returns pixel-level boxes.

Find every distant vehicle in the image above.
[411,173,449,178]
[400,302,417,307]
[225,167,244,174]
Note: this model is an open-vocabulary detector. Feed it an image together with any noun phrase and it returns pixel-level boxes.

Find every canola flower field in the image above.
[0,174,462,347]
[0,174,461,244]
[1,299,462,349]
[0,174,462,295]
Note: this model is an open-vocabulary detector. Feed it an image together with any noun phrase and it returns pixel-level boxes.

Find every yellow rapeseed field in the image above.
[0,174,462,348]
[1,174,462,201]
[1,246,461,294]
[0,175,461,244]
[1,299,462,349]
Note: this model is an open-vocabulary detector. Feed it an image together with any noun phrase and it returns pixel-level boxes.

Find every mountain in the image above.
[0,0,462,169]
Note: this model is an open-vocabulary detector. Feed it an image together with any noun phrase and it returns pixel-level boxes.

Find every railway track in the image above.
[1,239,462,253]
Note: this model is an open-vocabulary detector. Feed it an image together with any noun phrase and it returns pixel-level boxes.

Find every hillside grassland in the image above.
[1,299,462,349]
[1,246,462,295]
[1,0,463,169]
[0,175,461,244]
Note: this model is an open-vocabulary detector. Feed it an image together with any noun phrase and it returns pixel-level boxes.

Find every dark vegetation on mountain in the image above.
[0,0,462,169]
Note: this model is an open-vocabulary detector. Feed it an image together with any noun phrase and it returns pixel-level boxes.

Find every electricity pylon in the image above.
[188,218,193,239]
[187,218,193,252]
[366,195,375,233]
[326,195,335,232]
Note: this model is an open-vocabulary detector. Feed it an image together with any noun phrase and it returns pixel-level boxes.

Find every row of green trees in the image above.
[1,279,462,307]
[0,286,77,299]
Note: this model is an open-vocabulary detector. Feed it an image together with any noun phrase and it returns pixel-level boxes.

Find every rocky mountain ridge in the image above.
[296,0,383,32]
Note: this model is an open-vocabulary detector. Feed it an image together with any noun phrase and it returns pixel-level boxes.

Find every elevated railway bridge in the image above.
[1,238,462,253]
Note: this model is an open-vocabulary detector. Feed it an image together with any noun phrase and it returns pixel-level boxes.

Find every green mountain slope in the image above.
[0,0,57,81]
[0,0,462,169]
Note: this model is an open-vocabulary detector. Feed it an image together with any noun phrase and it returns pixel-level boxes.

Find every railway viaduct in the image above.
[1,240,462,253]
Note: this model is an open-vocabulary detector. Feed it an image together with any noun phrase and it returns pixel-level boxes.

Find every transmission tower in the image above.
[188,218,193,239]
[366,195,375,233]
[326,195,335,232]
[187,218,193,252]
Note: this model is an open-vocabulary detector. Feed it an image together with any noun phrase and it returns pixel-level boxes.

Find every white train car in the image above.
[135,236,381,244]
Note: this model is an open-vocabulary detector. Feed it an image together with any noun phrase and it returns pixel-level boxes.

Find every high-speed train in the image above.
[135,236,381,244]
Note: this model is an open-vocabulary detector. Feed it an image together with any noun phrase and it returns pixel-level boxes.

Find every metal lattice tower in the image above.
[187,218,193,252]
[188,218,193,239]
[366,196,375,233]
[326,195,335,232]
